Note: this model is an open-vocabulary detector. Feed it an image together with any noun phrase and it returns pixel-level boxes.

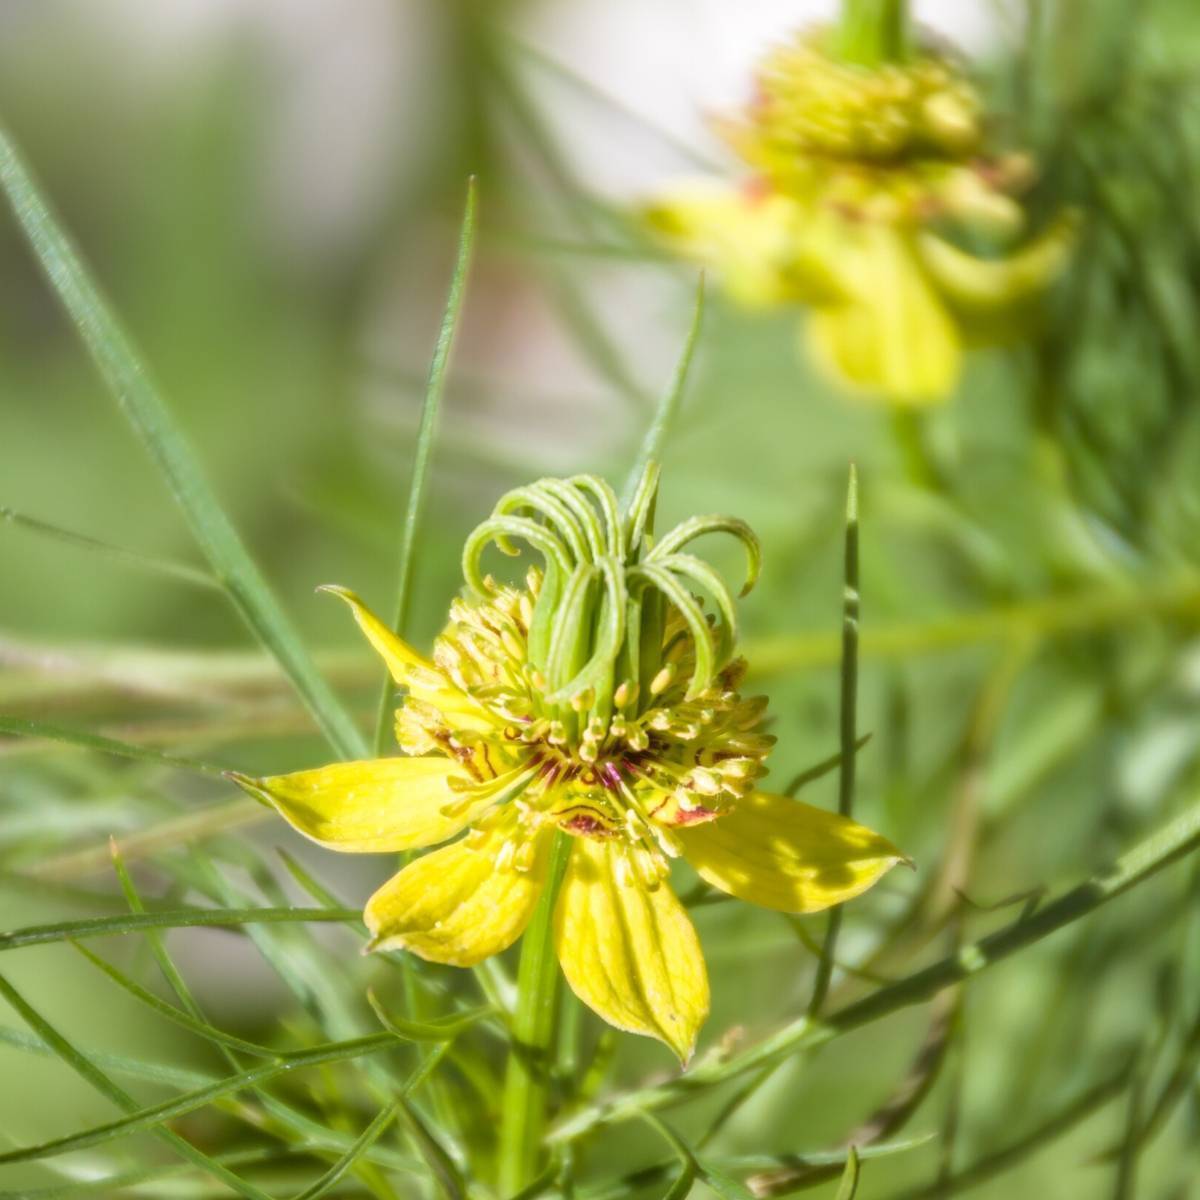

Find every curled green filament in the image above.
[462,464,762,723]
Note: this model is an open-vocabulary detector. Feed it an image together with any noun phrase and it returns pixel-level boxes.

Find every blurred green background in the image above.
[2,1,1200,1197]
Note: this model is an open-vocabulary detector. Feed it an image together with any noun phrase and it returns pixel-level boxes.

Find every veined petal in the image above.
[318,585,433,684]
[678,791,907,914]
[365,826,552,966]
[228,757,469,852]
[806,222,961,404]
[554,839,708,1063]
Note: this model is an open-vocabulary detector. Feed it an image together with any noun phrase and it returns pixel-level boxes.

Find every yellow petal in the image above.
[915,213,1077,314]
[318,585,433,684]
[678,792,907,914]
[806,222,960,405]
[228,756,470,852]
[554,839,709,1063]
[364,827,551,966]
[644,181,842,308]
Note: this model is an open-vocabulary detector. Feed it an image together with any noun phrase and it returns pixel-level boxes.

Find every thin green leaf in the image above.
[0,124,366,759]
[0,714,226,775]
[0,1031,403,1165]
[784,735,873,796]
[71,940,280,1057]
[0,971,274,1200]
[0,906,359,952]
[622,273,705,509]
[0,1024,216,1090]
[292,1100,401,1200]
[1,504,220,591]
[372,177,477,755]
[834,1147,861,1200]
[809,464,860,1019]
[368,990,497,1043]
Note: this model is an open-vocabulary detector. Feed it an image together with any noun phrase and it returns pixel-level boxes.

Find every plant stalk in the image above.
[497,833,573,1196]
[835,0,911,67]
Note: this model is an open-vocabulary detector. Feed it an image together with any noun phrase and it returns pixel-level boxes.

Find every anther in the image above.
[650,665,675,695]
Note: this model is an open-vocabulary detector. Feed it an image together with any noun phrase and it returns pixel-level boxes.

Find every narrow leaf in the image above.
[0,714,226,775]
[0,906,359,952]
[834,1146,861,1200]
[0,124,366,759]
[373,177,477,754]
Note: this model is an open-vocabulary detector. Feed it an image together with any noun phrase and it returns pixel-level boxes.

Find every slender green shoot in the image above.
[372,177,478,756]
[809,465,860,1017]
[0,124,366,759]
[498,833,574,1195]
[621,273,706,510]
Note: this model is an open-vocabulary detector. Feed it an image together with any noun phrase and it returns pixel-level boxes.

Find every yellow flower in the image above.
[646,28,1074,405]
[230,469,905,1061]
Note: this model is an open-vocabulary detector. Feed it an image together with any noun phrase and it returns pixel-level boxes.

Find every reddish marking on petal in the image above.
[672,806,720,826]
[560,813,618,839]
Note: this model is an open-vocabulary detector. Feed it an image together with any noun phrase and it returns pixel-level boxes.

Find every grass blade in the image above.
[1,504,220,591]
[621,273,705,507]
[0,124,366,760]
[0,1032,403,1165]
[0,906,359,951]
[71,940,280,1057]
[291,1099,402,1200]
[834,1147,861,1200]
[372,177,477,755]
[0,971,275,1200]
[0,713,226,775]
[808,465,860,1017]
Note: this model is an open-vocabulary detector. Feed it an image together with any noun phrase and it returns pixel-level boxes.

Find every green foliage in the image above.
[2,2,1200,1198]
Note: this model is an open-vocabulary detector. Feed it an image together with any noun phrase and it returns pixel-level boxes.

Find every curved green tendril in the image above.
[651,552,739,667]
[494,486,590,565]
[462,517,573,597]
[631,563,717,700]
[648,515,762,596]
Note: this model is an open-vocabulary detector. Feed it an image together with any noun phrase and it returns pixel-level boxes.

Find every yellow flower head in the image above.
[231,467,904,1060]
[646,28,1075,405]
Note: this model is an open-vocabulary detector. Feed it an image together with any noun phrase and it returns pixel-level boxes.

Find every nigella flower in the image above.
[231,467,904,1060]
[645,28,1075,405]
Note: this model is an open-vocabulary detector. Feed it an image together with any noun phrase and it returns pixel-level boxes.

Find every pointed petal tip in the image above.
[315,583,354,600]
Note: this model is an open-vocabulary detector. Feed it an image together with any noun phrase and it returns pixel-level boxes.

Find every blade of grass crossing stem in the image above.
[0,972,275,1200]
[810,465,860,1017]
[498,832,574,1195]
[835,1146,862,1200]
[0,125,366,760]
[0,1032,405,1165]
[1,505,220,590]
[292,1099,401,1200]
[621,274,705,510]
[0,714,226,775]
[373,178,477,755]
[0,906,359,952]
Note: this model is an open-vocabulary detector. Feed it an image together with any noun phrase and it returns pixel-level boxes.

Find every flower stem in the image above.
[835,0,911,67]
[497,833,573,1196]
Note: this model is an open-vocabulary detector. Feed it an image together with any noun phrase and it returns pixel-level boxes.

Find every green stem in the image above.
[809,466,860,1017]
[498,833,573,1196]
[835,0,911,67]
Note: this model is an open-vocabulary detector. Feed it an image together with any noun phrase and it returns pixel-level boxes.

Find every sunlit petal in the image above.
[678,791,907,913]
[554,838,708,1063]
[806,222,960,404]
[228,757,469,852]
[365,827,552,966]
[318,585,433,684]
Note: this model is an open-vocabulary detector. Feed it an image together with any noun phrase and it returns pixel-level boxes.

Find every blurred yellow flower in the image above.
[646,29,1074,405]
[231,470,905,1061]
